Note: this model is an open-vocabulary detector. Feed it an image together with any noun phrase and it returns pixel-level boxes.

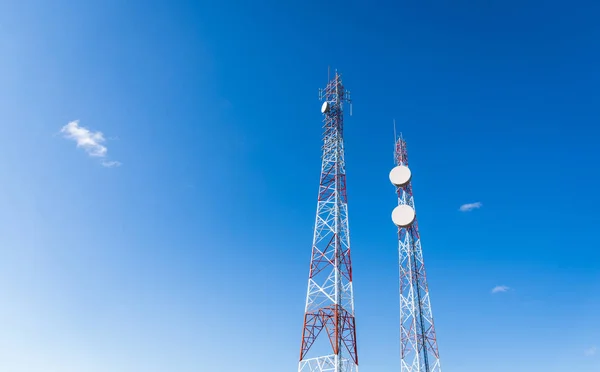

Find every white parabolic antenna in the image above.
[321,101,330,114]
[392,204,416,227]
[389,165,412,187]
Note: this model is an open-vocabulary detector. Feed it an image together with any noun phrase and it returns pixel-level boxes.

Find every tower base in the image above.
[299,355,358,372]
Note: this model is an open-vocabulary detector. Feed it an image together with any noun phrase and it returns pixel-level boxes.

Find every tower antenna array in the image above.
[389,135,442,372]
[298,71,358,372]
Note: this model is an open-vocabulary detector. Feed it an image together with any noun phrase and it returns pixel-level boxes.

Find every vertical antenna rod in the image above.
[389,134,442,372]
[298,71,358,372]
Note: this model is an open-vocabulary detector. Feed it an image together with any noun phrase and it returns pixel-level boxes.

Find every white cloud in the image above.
[61,120,121,167]
[459,202,482,212]
[585,346,597,356]
[491,285,510,294]
[101,160,122,168]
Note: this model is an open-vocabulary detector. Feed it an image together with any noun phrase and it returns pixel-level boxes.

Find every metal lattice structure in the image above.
[393,136,442,372]
[298,71,358,372]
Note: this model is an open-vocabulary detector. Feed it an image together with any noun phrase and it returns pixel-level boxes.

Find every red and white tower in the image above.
[389,134,442,372]
[298,71,358,372]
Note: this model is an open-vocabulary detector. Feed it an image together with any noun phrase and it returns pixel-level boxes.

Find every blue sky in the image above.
[0,0,599,371]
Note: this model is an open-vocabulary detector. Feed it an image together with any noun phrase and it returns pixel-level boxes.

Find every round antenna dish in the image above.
[392,204,416,227]
[321,101,330,114]
[389,165,412,187]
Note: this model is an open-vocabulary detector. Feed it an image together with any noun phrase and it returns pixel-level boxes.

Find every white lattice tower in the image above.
[298,71,358,372]
[390,135,442,372]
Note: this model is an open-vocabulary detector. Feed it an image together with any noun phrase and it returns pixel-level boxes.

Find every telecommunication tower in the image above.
[389,134,442,372]
[298,71,358,372]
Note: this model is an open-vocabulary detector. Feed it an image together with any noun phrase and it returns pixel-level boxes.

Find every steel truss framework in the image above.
[394,137,442,372]
[299,72,358,372]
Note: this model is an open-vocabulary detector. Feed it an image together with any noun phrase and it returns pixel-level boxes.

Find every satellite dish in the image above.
[321,101,330,114]
[389,165,412,187]
[392,204,416,227]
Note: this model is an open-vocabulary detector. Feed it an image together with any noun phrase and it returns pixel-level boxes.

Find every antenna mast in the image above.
[299,70,358,372]
[389,135,443,372]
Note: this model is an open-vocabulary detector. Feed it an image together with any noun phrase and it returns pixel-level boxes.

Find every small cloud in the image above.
[101,160,122,168]
[459,202,482,212]
[61,120,121,167]
[491,285,510,294]
[585,346,597,356]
